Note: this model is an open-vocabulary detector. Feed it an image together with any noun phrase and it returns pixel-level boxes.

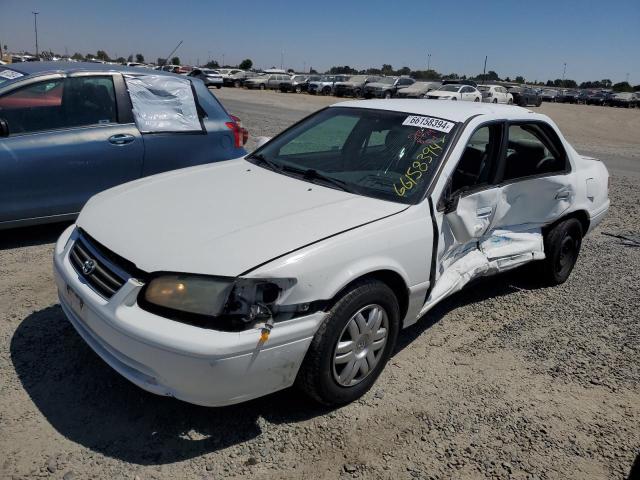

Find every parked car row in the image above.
[538,88,639,107]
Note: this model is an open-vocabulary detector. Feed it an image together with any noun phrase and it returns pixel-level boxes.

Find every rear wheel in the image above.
[259,84,266,90]
[474,97,480,102]
[322,86,331,95]
[295,85,302,93]
[451,97,457,101]
[508,98,513,104]
[296,279,400,406]
[492,98,498,103]
[234,80,241,88]
[537,218,583,285]
[384,90,392,99]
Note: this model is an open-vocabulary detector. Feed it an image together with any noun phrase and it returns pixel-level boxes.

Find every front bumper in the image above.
[53,226,325,407]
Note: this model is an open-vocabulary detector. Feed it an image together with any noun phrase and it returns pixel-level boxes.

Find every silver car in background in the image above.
[395,81,442,98]
[187,68,223,88]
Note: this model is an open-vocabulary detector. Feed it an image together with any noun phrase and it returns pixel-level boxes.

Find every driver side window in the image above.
[449,124,502,194]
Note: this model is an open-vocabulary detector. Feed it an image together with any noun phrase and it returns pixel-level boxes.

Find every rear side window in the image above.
[125,75,202,133]
[64,76,117,128]
[503,124,567,181]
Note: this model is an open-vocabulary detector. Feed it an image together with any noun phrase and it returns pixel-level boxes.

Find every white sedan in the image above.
[54,100,609,407]
[479,84,514,104]
[427,84,482,102]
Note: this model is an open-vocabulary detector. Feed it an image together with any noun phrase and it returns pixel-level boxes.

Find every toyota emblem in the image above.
[82,259,96,275]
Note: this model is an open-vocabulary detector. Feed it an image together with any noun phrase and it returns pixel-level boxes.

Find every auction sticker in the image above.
[0,69,23,80]
[402,115,454,133]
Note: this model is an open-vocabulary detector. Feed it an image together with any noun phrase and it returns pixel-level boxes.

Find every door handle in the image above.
[108,134,135,145]
[476,206,493,218]
[555,190,570,200]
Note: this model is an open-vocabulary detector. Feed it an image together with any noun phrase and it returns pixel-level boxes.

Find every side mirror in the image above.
[0,118,9,137]
[254,136,271,149]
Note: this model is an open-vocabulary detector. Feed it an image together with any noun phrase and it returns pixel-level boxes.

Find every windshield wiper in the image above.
[247,153,281,172]
[281,166,354,193]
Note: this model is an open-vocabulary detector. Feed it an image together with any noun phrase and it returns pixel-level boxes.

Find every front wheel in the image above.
[507,98,513,104]
[259,84,266,90]
[216,85,222,89]
[296,279,400,406]
[451,97,457,101]
[492,98,498,103]
[474,97,480,102]
[384,90,392,99]
[537,218,583,285]
[234,80,241,88]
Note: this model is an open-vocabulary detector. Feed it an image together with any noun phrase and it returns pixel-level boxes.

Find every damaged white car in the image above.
[53,100,609,407]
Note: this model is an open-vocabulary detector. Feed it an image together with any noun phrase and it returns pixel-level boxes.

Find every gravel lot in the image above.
[1,88,638,480]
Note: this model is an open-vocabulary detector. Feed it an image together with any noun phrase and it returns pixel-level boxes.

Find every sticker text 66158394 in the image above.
[393,135,446,197]
[402,115,454,133]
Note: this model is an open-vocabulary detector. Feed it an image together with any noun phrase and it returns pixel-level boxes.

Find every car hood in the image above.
[428,90,458,97]
[365,82,393,89]
[77,159,406,276]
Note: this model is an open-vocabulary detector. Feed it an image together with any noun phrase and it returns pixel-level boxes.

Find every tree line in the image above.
[324,64,638,92]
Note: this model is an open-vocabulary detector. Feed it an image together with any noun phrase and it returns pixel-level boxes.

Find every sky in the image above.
[1,0,639,84]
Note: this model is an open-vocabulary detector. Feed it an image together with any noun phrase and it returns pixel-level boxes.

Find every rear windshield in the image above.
[248,107,458,204]
[439,85,462,92]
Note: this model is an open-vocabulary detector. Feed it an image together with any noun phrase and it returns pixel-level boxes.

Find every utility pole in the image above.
[427,53,431,71]
[222,53,225,66]
[280,49,284,70]
[32,11,39,60]
[163,40,183,67]
[483,55,487,84]
[562,62,567,87]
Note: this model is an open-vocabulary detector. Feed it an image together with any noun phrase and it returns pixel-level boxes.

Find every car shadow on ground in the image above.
[10,269,543,465]
[0,222,72,251]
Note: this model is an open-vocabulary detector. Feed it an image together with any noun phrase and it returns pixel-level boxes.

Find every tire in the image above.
[451,97,457,101]
[296,279,400,406]
[322,86,331,95]
[492,98,498,103]
[474,97,480,102]
[537,218,583,285]
[384,90,392,99]
[536,99,542,107]
[234,80,241,88]
[216,85,221,89]
[295,85,302,93]
[507,98,513,104]
[259,84,266,90]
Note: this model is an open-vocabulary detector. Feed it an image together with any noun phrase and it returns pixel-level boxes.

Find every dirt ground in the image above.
[1,89,638,480]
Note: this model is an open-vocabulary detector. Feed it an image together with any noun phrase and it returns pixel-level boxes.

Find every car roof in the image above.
[331,99,534,123]
[6,61,177,78]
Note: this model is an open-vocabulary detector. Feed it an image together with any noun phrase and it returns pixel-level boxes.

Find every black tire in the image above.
[216,85,221,89]
[492,98,498,104]
[295,85,302,93]
[322,86,331,95]
[234,80,241,88]
[451,97,457,101]
[259,84,266,90]
[296,279,400,406]
[537,218,583,285]
[474,97,480,102]
[508,98,513,104]
[536,99,542,107]
[384,90,392,99]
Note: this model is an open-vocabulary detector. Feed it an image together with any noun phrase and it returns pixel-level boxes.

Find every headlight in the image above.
[141,274,297,323]
[144,274,234,316]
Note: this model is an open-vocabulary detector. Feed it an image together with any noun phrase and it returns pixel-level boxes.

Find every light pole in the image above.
[280,49,284,70]
[427,53,431,71]
[32,11,39,60]
[562,62,567,87]
[483,55,487,84]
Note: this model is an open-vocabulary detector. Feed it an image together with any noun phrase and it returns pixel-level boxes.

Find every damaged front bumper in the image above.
[53,226,325,407]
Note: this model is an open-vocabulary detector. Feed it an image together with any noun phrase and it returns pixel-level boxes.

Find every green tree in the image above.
[135,53,144,63]
[612,81,633,92]
[514,75,525,84]
[205,60,219,69]
[309,68,318,74]
[239,58,253,70]
[381,64,393,75]
[157,57,166,66]
[397,66,411,76]
[71,52,84,61]
[127,54,133,62]
[96,50,110,61]
[116,57,126,64]
[171,56,180,65]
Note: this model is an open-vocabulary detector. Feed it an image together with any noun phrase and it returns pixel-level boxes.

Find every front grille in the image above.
[69,235,127,299]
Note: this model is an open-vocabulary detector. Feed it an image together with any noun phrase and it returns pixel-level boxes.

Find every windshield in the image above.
[247,107,458,204]
[478,86,491,91]
[348,75,367,82]
[439,84,462,92]
[378,77,395,85]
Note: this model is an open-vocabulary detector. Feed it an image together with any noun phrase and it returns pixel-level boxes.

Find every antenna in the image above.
[163,40,183,66]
